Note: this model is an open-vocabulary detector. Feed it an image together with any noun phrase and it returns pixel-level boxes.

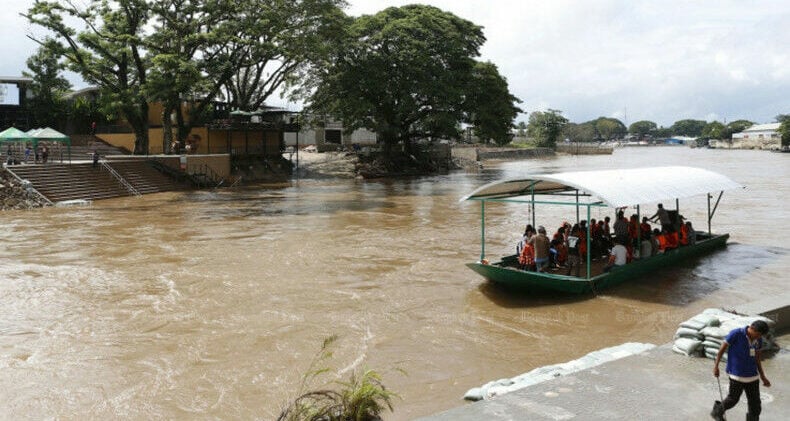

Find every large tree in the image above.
[23,42,72,130]
[628,120,657,137]
[26,0,152,154]
[464,61,522,145]
[527,109,568,148]
[306,5,519,153]
[670,119,707,137]
[593,117,626,140]
[562,121,596,142]
[700,121,726,139]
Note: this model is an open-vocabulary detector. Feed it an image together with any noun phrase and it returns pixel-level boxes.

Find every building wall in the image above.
[98,127,281,156]
[283,127,378,147]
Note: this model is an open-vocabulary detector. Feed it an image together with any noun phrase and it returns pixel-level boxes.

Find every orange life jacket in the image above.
[657,234,668,251]
[679,224,689,245]
[518,243,535,266]
[667,232,679,249]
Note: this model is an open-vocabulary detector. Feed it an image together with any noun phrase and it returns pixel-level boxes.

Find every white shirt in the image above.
[611,244,627,266]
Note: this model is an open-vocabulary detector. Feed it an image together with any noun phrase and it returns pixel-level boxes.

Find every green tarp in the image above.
[0,126,71,162]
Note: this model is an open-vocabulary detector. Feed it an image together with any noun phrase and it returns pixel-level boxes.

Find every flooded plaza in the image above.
[0,147,787,419]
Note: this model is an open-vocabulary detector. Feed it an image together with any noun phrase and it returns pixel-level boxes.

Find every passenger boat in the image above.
[462,166,742,294]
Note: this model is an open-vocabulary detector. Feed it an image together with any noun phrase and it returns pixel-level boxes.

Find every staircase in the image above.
[8,163,134,202]
[7,160,188,203]
[68,134,131,158]
[108,160,187,194]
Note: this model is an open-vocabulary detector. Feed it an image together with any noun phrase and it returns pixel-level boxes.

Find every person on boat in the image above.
[712,320,771,421]
[516,224,535,257]
[578,220,589,263]
[666,229,679,250]
[654,228,668,253]
[628,214,640,257]
[589,218,601,259]
[613,211,629,247]
[649,203,673,232]
[550,226,568,268]
[684,221,696,246]
[604,238,628,272]
[640,232,653,259]
[566,224,582,277]
[528,226,551,272]
[517,225,536,270]
[640,217,652,239]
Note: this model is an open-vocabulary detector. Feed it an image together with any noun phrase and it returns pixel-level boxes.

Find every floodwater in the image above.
[0,147,787,419]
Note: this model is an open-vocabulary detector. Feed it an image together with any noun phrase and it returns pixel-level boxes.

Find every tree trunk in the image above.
[162,105,173,154]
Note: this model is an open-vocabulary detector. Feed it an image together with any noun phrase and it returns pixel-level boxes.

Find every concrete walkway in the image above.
[419,298,789,421]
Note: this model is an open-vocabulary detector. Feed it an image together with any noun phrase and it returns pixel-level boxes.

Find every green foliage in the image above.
[561,122,596,142]
[628,120,657,137]
[670,119,707,137]
[23,42,72,130]
[726,119,754,133]
[593,117,627,140]
[777,114,790,147]
[653,126,672,138]
[465,61,522,145]
[527,109,568,148]
[700,121,726,140]
[516,121,527,137]
[278,336,399,421]
[307,5,518,152]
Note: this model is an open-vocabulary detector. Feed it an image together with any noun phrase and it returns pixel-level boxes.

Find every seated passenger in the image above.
[604,239,628,272]
[685,221,696,245]
[516,224,535,256]
[566,224,582,277]
[666,230,679,250]
[655,228,668,253]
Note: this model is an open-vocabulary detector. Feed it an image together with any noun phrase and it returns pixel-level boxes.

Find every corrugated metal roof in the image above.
[462,166,743,208]
[743,123,780,132]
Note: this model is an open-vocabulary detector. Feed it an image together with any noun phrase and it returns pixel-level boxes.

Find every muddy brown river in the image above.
[0,147,787,419]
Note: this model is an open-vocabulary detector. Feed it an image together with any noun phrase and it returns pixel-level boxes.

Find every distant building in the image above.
[711,123,781,150]
[283,114,378,151]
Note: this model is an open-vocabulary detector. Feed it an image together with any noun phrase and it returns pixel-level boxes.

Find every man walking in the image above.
[712,320,771,421]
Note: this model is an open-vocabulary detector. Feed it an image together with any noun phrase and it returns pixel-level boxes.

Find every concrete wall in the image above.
[556,143,614,155]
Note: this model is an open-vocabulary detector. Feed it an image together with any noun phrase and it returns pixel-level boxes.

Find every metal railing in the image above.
[101,161,141,196]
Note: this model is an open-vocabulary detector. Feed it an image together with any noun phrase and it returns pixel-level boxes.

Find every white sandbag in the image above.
[679,319,706,330]
[703,339,723,350]
[673,337,703,355]
[700,326,730,339]
[463,387,484,401]
[675,327,704,340]
[690,314,721,327]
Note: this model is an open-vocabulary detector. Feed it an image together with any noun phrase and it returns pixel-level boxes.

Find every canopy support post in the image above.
[480,201,486,262]
[636,204,641,258]
[708,191,723,234]
[531,186,535,229]
[586,204,591,280]
[575,190,580,224]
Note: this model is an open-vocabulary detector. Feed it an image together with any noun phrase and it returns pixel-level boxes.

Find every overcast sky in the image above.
[2,0,788,127]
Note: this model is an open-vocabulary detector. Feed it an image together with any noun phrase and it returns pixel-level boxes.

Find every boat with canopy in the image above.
[461,166,742,294]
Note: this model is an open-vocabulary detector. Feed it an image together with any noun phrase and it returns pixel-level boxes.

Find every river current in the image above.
[0,147,787,419]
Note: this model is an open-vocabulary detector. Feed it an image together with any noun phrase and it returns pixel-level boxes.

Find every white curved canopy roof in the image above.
[462,166,742,208]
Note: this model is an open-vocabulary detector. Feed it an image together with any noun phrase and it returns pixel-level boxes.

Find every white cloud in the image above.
[3,0,789,125]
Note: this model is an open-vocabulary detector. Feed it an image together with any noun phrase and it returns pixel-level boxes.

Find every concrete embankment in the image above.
[418,295,790,421]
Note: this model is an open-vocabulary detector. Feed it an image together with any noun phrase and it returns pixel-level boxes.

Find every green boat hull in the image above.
[466,233,730,294]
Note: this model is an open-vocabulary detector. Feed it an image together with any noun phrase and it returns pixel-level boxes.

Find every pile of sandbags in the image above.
[672,308,777,359]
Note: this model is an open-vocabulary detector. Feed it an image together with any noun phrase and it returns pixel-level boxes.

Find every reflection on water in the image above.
[0,148,788,419]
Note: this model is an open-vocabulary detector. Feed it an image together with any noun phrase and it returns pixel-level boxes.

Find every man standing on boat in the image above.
[712,320,771,421]
[649,203,673,233]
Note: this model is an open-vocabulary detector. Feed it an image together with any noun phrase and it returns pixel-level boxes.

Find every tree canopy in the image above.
[306,5,519,151]
[700,121,726,139]
[670,119,707,137]
[23,42,71,129]
[777,114,790,147]
[26,0,346,154]
[527,109,568,148]
[628,120,657,137]
[594,117,626,140]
